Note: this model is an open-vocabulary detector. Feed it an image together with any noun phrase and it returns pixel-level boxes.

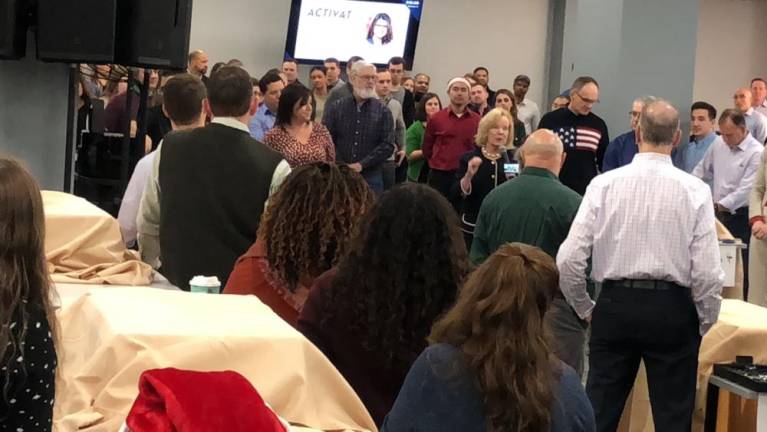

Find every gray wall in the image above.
[556,0,699,137]
[409,0,549,105]
[693,0,767,113]
[0,35,70,190]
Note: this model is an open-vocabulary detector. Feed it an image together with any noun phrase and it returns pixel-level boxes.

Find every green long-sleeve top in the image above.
[405,121,426,181]
[470,167,582,265]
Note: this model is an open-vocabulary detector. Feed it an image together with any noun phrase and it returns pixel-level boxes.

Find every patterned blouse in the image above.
[263,122,336,167]
[0,304,57,432]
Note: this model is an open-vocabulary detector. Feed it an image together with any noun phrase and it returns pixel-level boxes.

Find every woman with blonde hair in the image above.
[454,107,517,249]
[0,157,58,430]
[382,243,595,432]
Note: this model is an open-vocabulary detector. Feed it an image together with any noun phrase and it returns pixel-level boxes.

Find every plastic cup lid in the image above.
[189,275,221,287]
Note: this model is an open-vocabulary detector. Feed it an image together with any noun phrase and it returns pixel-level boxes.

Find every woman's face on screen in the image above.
[373,20,389,39]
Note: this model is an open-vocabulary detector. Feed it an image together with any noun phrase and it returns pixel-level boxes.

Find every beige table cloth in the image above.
[618,300,767,432]
[716,220,744,300]
[43,191,152,285]
[53,288,376,432]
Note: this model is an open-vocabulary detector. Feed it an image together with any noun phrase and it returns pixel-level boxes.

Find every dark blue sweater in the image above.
[381,343,595,432]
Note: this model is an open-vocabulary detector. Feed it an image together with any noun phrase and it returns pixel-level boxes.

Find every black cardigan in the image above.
[453,147,516,228]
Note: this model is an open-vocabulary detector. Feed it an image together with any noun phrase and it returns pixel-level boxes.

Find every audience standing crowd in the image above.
[4,46,767,432]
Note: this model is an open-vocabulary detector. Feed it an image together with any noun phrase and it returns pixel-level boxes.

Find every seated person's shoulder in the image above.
[556,361,583,390]
[401,344,471,392]
[552,361,596,430]
[424,343,461,364]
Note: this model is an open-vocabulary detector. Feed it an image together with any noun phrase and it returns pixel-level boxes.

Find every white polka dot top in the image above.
[0,304,57,431]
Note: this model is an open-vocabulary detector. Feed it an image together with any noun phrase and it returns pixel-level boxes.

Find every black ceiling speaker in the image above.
[0,0,29,60]
[36,0,117,63]
[114,0,193,69]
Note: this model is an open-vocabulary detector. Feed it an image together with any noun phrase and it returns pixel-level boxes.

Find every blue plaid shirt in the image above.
[322,95,394,170]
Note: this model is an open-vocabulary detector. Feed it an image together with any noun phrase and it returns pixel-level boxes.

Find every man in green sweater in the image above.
[471,129,587,374]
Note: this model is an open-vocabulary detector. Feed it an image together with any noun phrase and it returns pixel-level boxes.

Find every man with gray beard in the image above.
[323,61,394,193]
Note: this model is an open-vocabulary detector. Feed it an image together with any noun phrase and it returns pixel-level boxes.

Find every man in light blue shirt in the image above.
[734,88,767,143]
[674,101,718,173]
[694,109,763,296]
[249,72,283,140]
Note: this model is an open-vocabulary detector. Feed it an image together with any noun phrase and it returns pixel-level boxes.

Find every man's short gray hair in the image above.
[634,95,657,106]
[350,61,375,78]
[571,76,599,92]
[719,109,748,129]
[639,99,680,146]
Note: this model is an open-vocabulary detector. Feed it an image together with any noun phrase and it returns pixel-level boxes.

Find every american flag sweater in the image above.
[538,107,610,195]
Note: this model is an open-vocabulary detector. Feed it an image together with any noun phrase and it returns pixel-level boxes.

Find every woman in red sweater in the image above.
[223,163,374,327]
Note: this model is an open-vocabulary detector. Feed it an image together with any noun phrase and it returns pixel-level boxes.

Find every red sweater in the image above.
[422,107,480,171]
[223,241,307,328]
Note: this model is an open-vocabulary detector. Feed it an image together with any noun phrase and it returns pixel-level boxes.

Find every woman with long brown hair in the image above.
[381,243,595,432]
[494,88,528,147]
[223,163,373,327]
[0,157,58,430]
[405,92,442,182]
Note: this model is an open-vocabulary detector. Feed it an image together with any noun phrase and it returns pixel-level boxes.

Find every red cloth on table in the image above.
[126,368,286,432]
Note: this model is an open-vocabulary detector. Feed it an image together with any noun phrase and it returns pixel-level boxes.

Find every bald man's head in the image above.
[519,129,566,175]
[187,50,209,76]
[638,99,680,147]
[734,88,753,112]
[521,129,564,158]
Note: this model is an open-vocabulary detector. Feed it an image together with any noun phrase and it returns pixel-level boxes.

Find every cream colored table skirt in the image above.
[53,288,376,432]
[43,191,152,285]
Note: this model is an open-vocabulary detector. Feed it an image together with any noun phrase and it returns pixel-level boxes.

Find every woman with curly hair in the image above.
[223,163,373,327]
[297,183,469,425]
[0,157,58,430]
[381,243,595,432]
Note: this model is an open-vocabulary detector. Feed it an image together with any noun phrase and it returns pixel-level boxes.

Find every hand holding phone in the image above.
[504,163,520,179]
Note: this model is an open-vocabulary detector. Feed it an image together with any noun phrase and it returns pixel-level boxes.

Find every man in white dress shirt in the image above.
[513,74,540,134]
[694,109,763,298]
[117,74,207,247]
[734,88,767,143]
[558,99,724,432]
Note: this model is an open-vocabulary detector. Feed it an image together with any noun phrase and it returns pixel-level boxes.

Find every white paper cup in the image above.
[189,275,221,294]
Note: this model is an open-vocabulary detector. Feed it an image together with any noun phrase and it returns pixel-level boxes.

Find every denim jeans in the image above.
[362,169,384,195]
